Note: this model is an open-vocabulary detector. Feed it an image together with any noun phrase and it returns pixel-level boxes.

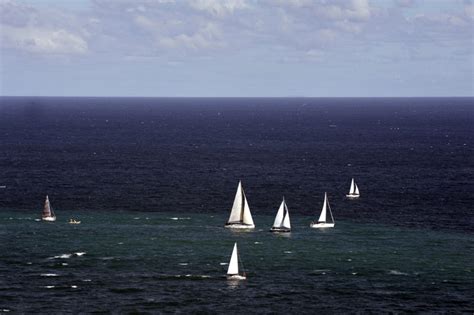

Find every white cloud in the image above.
[158,22,222,50]
[189,0,249,17]
[0,0,472,62]
[1,25,88,54]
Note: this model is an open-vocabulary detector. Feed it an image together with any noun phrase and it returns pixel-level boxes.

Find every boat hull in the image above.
[227,274,247,280]
[270,227,291,233]
[225,223,255,229]
[346,194,360,198]
[310,222,334,228]
[42,216,56,222]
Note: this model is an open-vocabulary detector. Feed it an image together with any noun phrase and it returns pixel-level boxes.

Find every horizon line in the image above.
[1,95,473,99]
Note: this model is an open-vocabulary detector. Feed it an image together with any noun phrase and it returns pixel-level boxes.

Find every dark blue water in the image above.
[0,97,473,313]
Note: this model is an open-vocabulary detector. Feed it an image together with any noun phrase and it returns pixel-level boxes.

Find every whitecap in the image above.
[58,254,72,259]
[82,279,92,282]
[133,217,140,220]
[71,285,78,288]
[1,309,11,312]
[44,285,55,289]
[388,270,408,276]
[41,273,59,277]
[49,254,72,259]
[75,252,86,256]
[220,262,228,265]
[284,251,292,254]
[34,219,41,222]
[254,242,262,244]
[179,263,188,266]
[61,263,68,266]
[170,217,179,220]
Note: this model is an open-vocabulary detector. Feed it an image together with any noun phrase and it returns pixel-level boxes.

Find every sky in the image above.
[0,0,473,97]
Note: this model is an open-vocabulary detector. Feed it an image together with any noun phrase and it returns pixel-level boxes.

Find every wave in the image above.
[388,270,408,276]
[48,254,72,259]
[41,273,59,277]
[48,252,86,260]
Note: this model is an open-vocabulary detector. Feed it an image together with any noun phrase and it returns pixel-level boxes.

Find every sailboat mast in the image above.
[240,187,245,222]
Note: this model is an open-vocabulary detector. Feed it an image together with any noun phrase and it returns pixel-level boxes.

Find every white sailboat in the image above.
[310,192,334,228]
[346,178,360,198]
[225,181,255,229]
[227,242,246,280]
[270,197,291,233]
[42,195,56,222]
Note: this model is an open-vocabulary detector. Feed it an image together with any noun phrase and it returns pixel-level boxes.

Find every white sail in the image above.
[349,178,355,194]
[281,202,291,229]
[317,193,328,222]
[227,243,239,275]
[242,193,254,226]
[354,183,359,195]
[272,200,285,228]
[226,181,254,227]
[227,181,243,223]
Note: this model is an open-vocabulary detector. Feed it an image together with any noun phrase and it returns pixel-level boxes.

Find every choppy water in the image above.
[1,211,473,313]
[0,97,473,313]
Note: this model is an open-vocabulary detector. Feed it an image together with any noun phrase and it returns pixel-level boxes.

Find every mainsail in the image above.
[349,178,360,196]
[318,193,334,223]
[272,198,291,229]
[42,195,55,218]
[227,243,239,275]
[227,181,254,226]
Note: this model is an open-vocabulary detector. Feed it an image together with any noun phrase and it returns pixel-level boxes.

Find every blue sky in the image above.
[0,0,473,97]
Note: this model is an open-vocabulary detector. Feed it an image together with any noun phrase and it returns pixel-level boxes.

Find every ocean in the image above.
[0,97,473,313]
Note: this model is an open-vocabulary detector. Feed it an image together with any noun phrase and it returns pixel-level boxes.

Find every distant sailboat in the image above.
[310,192,334,228]
[227,242,247,280]
[225,181,255,229]
[270,197,291,233]
[346,178,360,198]
[42,195,56,222]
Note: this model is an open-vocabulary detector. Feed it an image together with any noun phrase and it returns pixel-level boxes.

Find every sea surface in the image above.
[0,97,473,313]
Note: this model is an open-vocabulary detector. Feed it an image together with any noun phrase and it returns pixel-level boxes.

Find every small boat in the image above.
[270,197,291,233]
[42,195,56,222]
[68,219,81,224]
[227,242,247,280]
[310,192,335,228]
[225,181,255,229]
[346,178,360,198]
